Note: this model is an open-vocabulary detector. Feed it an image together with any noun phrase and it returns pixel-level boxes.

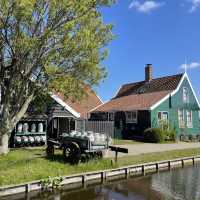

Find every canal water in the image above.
[5,165,200,200]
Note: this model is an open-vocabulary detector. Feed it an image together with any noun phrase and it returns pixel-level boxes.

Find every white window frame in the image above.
[157,111,169,125]
[178,109,185,128]
[125,111,137,123]
[183,87,189,103]
[186,110,193,128]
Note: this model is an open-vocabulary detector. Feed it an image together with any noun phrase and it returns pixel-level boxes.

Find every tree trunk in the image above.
[0,104,12,155]
[0,93,34,155]
[0,133,9,155]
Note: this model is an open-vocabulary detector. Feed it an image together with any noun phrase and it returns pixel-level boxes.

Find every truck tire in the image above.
[63,142,81,165]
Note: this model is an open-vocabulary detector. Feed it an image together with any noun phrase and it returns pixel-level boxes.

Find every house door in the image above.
[59,118,69,135]
[114,112,126,139]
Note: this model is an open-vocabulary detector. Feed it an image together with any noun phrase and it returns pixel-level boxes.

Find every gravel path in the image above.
[107,142,200,158]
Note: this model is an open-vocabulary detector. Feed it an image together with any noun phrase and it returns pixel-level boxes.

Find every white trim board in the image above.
[51,94,81,118]
[150,93,171,110]
[89,99,111,113]
[96,94,104,104]
[113,85,122,98]
[184,73,200,108]
[150,73,200,110]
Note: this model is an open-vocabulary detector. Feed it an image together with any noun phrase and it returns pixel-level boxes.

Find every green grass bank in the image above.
[1,147,200,186]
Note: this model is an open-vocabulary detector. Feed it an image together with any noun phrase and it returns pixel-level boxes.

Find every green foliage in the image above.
[164,129,176,141]
[41,176,63,189]
[30,92,53,114]
[158,120,177,142]
[144,128,165,143]
[0,0,114,132]
[158,119,169,131]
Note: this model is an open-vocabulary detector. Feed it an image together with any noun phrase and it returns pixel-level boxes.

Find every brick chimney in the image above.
[145,64,153,82]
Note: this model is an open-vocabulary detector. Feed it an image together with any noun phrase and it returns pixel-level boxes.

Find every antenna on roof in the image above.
[184,57,188,74]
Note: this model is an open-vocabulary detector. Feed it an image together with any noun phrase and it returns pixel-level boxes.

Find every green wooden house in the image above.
[90,64,200,139]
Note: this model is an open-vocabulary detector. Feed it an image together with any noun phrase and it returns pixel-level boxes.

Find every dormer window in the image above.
[183,87,189,103]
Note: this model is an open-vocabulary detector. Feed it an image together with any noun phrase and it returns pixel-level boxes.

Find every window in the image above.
[109,113,114,121]
[183,87,189,103]
[162,112,169,121]
[157,111,169,127]
[186,110,193,128]
[178,109,185,128]
[125,111,137,123]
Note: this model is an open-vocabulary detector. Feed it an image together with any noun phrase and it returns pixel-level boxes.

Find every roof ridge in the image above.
[112,90,173,100]
[122,73,184,87]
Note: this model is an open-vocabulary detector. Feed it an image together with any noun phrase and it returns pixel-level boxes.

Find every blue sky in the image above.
[97,0,200,102]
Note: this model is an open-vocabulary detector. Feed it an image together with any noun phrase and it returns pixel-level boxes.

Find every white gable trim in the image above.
[150,73,200,110]
[150,93,171,110]
[184,73,200,108]
[51,94,81,118]
[89,99,110,112]
[170,73,186,96]
[114,85,122,98]
[96,94,104,104]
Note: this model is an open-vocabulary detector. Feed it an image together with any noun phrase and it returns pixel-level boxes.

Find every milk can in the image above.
[17,123,23,133]
[23,123,29,134]
[38,123,44,133]
[31,123,36,133]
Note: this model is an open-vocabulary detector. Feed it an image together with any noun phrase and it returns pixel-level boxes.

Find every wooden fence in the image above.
[76,120,114,138]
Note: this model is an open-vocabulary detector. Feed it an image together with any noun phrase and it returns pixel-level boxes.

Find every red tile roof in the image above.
[56,87,102,118]
[93,73,183,112]
[94,90,172,112]
[115,74,183,98]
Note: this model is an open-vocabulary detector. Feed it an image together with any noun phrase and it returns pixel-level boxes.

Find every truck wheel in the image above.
[63,142,81,165]
[97,151,103,159]
[46,145,54,157]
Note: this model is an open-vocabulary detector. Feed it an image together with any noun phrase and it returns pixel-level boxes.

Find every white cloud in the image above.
[180,62,200,70]
[189,0,200,12]
[129,0,165,13]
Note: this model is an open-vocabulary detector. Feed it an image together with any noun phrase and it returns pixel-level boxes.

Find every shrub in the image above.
[143,128,164,143]
[158,120,177,142]
[164,129,176,141]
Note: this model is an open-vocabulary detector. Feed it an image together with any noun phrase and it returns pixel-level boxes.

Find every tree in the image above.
[0,0,114,154]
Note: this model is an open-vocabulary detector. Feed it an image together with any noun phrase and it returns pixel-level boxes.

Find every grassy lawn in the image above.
[112,139,142,145]
[1,147,200,187]
[112,139,176,145]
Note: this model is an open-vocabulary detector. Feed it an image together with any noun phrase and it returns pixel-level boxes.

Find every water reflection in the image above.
[151,166,200,200]
[4,165,200,200]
